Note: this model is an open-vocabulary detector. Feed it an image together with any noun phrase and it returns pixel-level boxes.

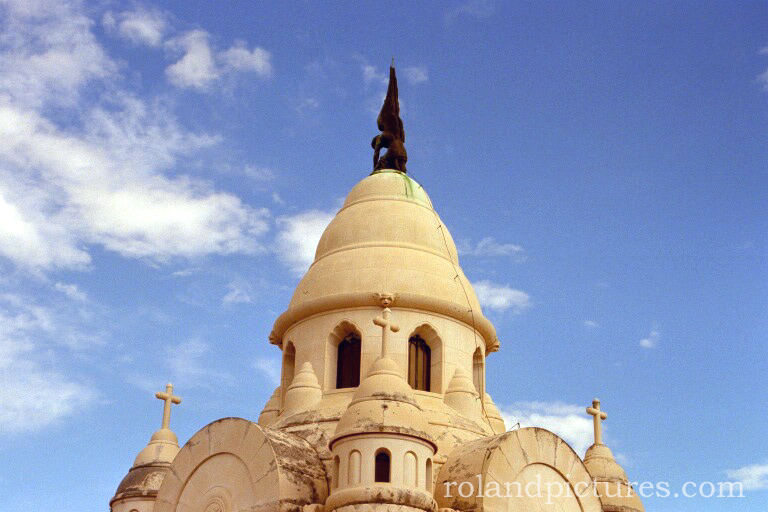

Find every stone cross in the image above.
[586,398,607,445]
[373,307,399,358]
[155,383,181,429]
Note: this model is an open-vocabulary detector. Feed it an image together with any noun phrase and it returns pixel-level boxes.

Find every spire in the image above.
[371,63,407,173]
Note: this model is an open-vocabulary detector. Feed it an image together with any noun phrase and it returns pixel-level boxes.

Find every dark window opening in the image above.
[408,335,431,391]
[336,334,361,388]
[375,451,391,482]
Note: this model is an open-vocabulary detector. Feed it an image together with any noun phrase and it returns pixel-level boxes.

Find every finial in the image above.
[391,56,395,67]
[155,383,181,430]
[586,397,607,445]
[373,307,399,358]
[371,64,407,173]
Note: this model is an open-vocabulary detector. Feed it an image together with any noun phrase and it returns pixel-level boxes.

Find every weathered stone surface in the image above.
[155,418,328,512]
[435,427,603,512]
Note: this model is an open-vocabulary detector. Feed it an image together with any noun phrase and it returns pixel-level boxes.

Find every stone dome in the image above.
[270,170,499,353]
[584,443,645,512]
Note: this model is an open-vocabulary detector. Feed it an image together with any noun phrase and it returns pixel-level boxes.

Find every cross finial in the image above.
[155,383,181,430]
[586,397,607,445]
[373,307,399,358]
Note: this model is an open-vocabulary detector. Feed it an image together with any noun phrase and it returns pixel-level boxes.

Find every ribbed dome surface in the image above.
[271,170,499,352]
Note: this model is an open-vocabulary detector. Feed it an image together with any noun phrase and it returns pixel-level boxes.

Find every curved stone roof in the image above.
[270,170,499,353]
[331,356,435,448]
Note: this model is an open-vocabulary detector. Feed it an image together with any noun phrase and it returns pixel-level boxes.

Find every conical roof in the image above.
[331,356,435,449]
[270,170,499,353]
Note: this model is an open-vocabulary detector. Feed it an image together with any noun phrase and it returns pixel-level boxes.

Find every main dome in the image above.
[270,170,499,352]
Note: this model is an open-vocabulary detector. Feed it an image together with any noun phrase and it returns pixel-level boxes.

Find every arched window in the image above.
[408,335,431,391]
[375,450,391,482]
[425,459,433,491]
[404,451,418,487]
[472,347,484,396]
[336,334,361,388]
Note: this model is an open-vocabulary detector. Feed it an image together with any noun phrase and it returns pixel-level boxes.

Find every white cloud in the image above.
[253,357,281,386]
[166,31,273,90]
[472,280,530,313]
[0,2,271,273]
[726,462,768,491]
[584,320,599,328]
[222,280,252,304]
[243,165,276,182]
[0,290,98,433]
[0,0,115,110]
[403,66,428,84]
[165,30,219,89]
[362,64,387,86]
[459,237,525,259]
[54,282,87,302]
[165,339,226,386]
[219,41,272,76]
[275,210,334,275]
[500,401,595,456]
[103,6,167,47]
[639,328,660,349]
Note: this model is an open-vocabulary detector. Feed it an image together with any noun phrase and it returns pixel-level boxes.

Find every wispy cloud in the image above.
[222,280,253,304]
[165,30,272,90]
[584,320,599,328]
[500,401,594,455]
[459,237,525,260]
[0,289,99,433]
[726,462,768,491]
[275,209,334,275]
[639,328,660,349]
[103,5,168,47]
[403,66,428,84]
[446,0,495,22]
[0,1,271,273]
[54,282,87,302]
[254,357,281,386]
[472,280,530,313]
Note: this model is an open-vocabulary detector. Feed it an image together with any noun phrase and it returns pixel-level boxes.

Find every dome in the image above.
[584,443,645,512]
[331,356,434,448]
[111,428,179,507]
[270,170,499,353]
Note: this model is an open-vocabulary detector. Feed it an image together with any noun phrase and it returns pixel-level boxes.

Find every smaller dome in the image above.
[133,428,179,467]
[584,443,645,512]
[331,357,434,448]
[258,386,281,426]
[111,428,179,507]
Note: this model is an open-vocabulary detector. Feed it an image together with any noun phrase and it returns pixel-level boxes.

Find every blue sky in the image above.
[0,1,765,510]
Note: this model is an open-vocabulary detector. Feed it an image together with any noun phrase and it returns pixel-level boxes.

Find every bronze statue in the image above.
[371,65,407,173]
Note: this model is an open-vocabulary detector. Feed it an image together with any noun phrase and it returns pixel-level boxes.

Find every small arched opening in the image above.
[408,335,431,391]
[374,449,391,483]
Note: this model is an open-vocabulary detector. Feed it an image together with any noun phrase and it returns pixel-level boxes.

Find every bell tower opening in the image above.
[336,333,361,388]
[408,335,431,391]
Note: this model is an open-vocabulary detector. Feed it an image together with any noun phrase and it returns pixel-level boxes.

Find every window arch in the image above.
[374,449,391,483]
[425,458,433,491]
[336,333,361,388]
[327,321,362,389]
[407,324,443,392]
[408,335,431,391]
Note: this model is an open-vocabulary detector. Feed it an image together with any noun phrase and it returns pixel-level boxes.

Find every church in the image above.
[109,67,645,512]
